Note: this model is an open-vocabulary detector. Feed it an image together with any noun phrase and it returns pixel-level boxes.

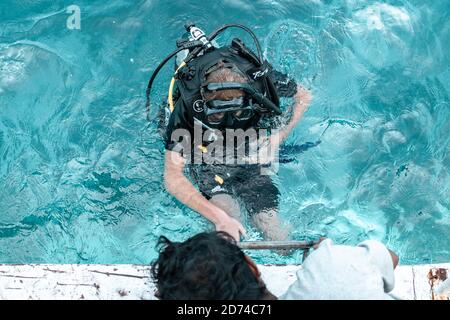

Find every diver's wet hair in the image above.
[151,231,268,300]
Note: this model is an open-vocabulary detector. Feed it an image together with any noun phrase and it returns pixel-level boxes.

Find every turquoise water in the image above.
[0,0,449,264]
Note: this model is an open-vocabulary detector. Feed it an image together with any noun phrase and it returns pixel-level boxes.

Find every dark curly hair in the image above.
[151,231,271,300]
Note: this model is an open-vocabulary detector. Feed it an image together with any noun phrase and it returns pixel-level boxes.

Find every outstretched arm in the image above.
[164,150,246,241]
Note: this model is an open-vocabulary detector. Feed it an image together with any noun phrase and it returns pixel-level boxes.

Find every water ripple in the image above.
[0,0,449,264]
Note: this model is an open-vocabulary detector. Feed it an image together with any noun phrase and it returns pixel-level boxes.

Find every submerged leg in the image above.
[209,193,242,221]
[251,208,290,242]
[234,168,290,242]
[251,209,293,256]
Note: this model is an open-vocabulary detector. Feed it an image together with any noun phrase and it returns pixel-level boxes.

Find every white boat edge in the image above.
[0,263,449,300]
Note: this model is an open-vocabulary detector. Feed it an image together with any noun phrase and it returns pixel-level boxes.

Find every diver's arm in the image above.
[164,150,246,241]
[270,85,312,146]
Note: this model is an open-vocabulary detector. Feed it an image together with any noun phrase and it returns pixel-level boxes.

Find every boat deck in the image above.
[1,263,448,300]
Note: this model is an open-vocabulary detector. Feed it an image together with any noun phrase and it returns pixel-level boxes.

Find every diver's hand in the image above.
[313,237,327,250]
[293,85,312,119]
[215,214,246,242]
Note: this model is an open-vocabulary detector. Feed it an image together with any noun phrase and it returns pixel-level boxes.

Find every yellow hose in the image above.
[168,61,186,112]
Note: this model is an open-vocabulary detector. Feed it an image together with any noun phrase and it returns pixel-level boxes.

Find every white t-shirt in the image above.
[280,239,396,300]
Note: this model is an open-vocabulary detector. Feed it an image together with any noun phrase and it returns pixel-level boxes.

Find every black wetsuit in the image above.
[164,70,296,216]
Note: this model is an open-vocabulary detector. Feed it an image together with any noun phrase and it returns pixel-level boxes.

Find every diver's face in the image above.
[207,111,242,120]
[207,112,225,124]
[206,93,243,124]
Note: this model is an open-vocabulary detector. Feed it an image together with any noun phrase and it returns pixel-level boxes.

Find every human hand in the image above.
[293,85,312,118]
[215,215,246,242]
[313,237,327,250]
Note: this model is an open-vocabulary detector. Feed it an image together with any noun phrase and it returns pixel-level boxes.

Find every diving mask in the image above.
[204,97,255,125]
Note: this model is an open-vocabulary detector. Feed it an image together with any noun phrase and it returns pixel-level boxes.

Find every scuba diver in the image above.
[146,23,312,241]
